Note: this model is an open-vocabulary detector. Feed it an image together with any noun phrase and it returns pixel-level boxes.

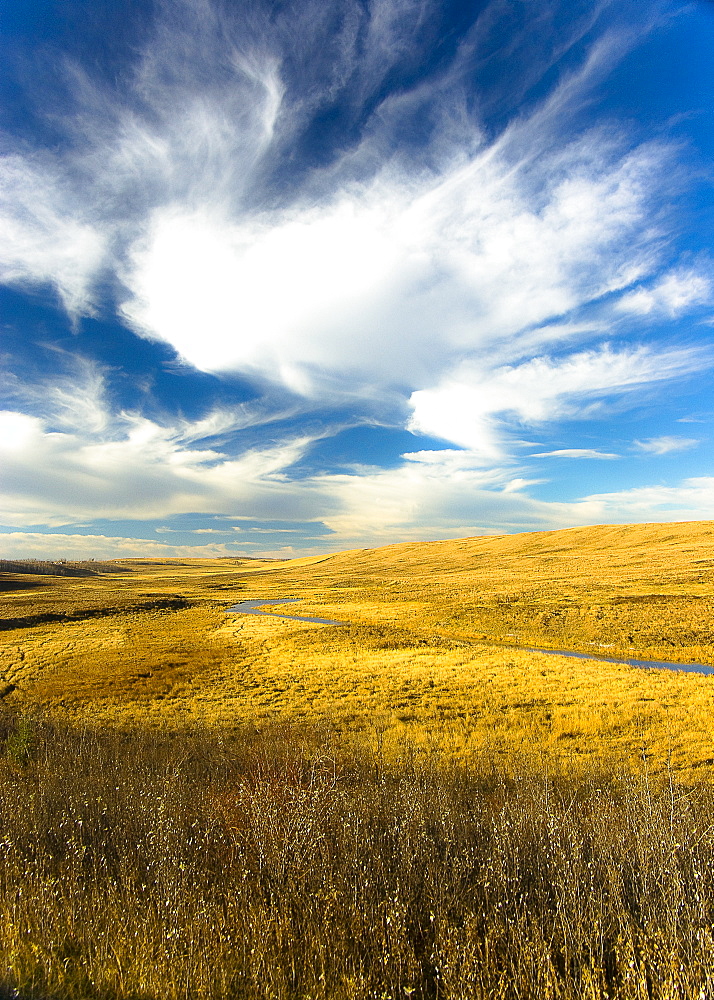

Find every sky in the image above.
[1,0,713,560]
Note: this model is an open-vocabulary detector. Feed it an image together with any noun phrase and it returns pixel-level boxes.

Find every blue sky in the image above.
[1,0,713,559]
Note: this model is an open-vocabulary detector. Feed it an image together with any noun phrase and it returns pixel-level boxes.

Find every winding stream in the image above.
[517,646,714,676]
[225,598,344,626]
[225,599,714,676]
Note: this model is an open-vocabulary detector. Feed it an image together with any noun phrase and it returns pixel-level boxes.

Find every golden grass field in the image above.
[2,520,714,778]
[4,521,714,999]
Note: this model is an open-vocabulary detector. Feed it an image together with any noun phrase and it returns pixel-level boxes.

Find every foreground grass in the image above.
[2,716,714,999]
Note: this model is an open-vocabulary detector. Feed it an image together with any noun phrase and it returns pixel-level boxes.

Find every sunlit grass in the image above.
[1,524,714,778]
[2,716,714,1000]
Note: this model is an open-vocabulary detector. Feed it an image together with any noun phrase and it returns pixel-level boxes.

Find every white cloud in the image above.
[0,335,706,548]
[635,435,699,455]
[0,155,105,317]
[407,344,703,455]
[0,411,45,453]
[579,477,714,521]
[0,353,115,442]
[0,532,257,561]
[530,449,620,459]
[315,463,714,551]
[617,269,711,317]
[1,390,713,555]
[117,134,672,398]
[0,1,698,407]
[0,402,327,527]
[119,200,407,388]
[0,1,712,556]
[6,468,714,562]
[316,449,570,544]
[155,526,236,535]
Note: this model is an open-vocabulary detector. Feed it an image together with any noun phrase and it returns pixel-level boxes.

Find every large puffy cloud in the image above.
[102,5,693,397]
[1,0,705,403]
[118,134,670,396]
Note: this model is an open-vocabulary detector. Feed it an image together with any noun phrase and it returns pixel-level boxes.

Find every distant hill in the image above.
[284,520,714,583]
[270,521,714,663]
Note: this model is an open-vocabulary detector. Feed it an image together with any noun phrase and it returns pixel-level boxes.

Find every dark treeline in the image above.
[0,559,126,577]
[0,716,713,999]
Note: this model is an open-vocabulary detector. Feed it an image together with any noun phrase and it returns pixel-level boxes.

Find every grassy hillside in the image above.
[268,520,714,664]
[1,521,714,776]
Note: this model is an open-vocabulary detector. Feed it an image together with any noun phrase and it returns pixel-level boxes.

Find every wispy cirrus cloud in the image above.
[0,398,326,528]
[118,130,675,399]
[578,477,714,522]
[1,0,704,405]
[0,156,105,317]
[530,449,620,459]
[635,435,699,455]
[616,269,711,317]
[408,344,705,457]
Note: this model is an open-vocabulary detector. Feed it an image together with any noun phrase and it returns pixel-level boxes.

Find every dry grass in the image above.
[3,524,714,996]
[1,525,714,777]
[272,520,714,666]
[2,715,714,1000]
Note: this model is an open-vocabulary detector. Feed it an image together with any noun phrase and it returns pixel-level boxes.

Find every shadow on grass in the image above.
[0,985,58,1000]
[0,983,156,1000]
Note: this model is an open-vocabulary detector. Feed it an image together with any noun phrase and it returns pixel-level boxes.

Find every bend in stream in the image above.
[225,599,714,676]
[225,598,344,626]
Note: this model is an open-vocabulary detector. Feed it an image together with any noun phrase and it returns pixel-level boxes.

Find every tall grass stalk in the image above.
[0,715,713,999]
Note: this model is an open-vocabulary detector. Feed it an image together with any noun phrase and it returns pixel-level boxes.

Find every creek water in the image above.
[225,598,344,626]
[225,599,714,676]
[518,646,714,676]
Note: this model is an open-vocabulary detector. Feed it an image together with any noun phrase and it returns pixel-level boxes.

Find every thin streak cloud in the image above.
[530,449,620,459]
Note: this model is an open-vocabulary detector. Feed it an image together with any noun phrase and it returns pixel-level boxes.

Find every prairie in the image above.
[1,521,714,776]
[3,521,714,998]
